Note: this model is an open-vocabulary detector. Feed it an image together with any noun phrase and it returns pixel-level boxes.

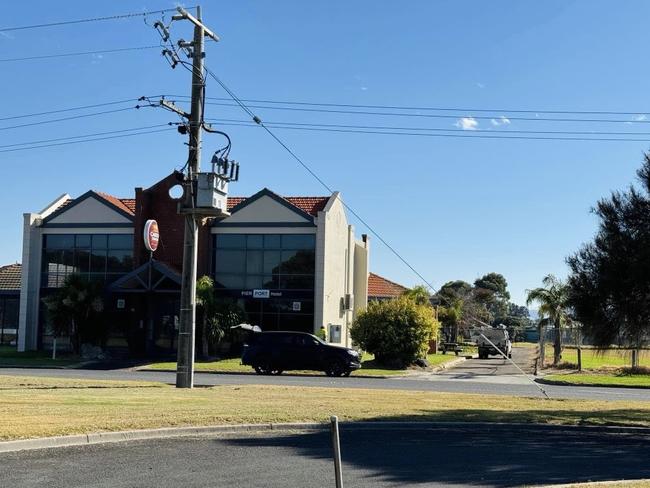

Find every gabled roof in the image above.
[44,190,135,223]
[227,189,330,218]
[368,272,409,298]
[96,192,136,215]
[0,263,21,291]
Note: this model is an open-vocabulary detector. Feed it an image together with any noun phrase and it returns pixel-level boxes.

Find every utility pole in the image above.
[152,6,237,388]
[175,6,206,389]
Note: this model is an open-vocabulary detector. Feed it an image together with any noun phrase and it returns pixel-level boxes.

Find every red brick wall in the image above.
[134,173,213,277]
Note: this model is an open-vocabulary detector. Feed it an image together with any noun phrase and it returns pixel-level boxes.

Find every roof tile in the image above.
[226,195,329,217]
[0,264,21,291]
[368,272,409,298]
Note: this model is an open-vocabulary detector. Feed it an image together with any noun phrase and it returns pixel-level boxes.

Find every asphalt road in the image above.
[3,424,650,487]
[3,346,650,401]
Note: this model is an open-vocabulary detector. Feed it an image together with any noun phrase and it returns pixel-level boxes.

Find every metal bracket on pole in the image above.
[173,6,220,42]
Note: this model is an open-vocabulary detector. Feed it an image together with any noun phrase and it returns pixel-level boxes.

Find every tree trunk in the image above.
[52,337,57,360]
[537,322,545,372]
[553,321,562,366]
[201,316,209,358]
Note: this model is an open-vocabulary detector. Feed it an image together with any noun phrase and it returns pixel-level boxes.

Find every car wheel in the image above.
[325,360,346,377]
[254,362,274,375]
[269,369,283,375]
[342,370,351,377]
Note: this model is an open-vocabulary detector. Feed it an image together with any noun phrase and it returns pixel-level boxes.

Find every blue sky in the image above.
[1,0,649,305]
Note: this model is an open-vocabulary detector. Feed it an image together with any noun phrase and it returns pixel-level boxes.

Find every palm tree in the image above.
[526,274,571,367]
[402,285,432,306]
[43,274,104,356]
[196,276,217,358]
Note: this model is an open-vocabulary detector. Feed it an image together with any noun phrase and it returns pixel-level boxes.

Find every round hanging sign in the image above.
[143,219,160,252]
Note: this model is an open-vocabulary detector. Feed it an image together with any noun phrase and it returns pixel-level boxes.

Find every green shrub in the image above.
[351,297,439,368]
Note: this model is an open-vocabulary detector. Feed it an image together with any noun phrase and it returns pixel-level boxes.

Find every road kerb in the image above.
[3,421,650,454]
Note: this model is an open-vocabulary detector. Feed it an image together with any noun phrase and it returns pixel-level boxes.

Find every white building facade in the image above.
[17,177,369,354]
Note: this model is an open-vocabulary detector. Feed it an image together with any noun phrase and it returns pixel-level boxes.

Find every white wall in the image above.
[314,193,351,345]
[221,195,312,224]
[353,237,369,321]
[47,197,132,225]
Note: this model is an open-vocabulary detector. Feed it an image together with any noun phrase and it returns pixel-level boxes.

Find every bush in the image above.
[351,297,439,368]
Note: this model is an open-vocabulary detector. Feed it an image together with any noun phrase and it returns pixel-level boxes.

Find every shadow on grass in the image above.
[221,414,650,487]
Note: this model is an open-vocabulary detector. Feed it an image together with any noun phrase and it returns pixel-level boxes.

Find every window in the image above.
[214,233,315,291]
[41,234,133,288]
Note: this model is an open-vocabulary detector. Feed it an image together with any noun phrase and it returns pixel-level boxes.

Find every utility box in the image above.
[329,324,342,343]
[196,172,228,213]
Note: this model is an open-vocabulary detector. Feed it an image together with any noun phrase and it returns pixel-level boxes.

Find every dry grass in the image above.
[2,374,650,441]
[535,481,650,488]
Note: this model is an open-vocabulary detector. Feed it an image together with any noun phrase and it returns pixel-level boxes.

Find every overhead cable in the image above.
[0,45,161,62]
[0,7,189,32]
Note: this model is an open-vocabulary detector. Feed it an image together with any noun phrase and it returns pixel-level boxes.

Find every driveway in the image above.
[415,346,537,386]
[2,424,649,487]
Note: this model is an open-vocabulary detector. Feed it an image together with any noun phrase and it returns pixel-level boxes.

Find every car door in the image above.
[293,333,322,370]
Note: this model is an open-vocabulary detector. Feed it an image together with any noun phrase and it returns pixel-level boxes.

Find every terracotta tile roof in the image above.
[120,199,136,213]
[51,193,135,216]
[368,272,409,298]
[227,195,329,217]
[0,264,21,291]
[95,192,135,216]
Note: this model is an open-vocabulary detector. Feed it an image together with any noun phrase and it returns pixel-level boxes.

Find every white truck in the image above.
[472,326,512,360]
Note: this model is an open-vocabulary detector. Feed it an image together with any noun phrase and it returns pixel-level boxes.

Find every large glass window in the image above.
[214,233,315,292]
[41,233,133,287]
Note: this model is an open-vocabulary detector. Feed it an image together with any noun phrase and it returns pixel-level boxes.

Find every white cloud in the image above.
[475,82,485,89]
[0,31,14,40]
[455,117,479,130]
[634,114,647,121]
[490,116,511,126]
[360,86,368,91]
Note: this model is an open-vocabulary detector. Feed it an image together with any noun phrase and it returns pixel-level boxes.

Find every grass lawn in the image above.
[545,346,650,370]
[0,345,82,368]
[544,372,650,389]
[142,352,461,377]
[2,374,650,441]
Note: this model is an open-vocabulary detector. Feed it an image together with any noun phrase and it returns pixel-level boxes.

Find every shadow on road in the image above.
[221,421,650,486]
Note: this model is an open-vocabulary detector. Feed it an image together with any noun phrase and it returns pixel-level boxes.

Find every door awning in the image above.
[109,260,181,293]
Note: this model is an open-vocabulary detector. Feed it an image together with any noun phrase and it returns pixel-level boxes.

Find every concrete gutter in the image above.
[3,421,650,454]
[536,377,650,390]
[534,481,650,488]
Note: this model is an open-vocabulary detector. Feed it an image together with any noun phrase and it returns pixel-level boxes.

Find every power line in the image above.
[0,127,174,153]
[0,99,141,121]
[209,117,650,138]
[0,45,161,63]
[210,119,650,142]
[168,93,650,118]
[200,101,650,125]
[0,7,188,32]
[0,106,140,131]
[0,124,171,149]
[203,66,440,293]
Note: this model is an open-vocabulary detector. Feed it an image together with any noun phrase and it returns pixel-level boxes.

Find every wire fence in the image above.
[537,325,650,371]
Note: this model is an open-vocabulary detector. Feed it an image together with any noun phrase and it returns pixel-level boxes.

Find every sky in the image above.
[1,0,650,306]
